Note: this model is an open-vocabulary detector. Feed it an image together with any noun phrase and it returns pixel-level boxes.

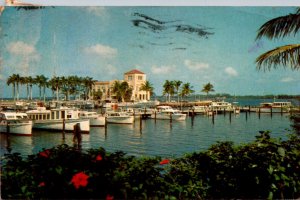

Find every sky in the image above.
[0,6,299,98]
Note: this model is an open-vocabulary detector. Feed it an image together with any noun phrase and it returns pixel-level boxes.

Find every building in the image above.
[91,69,150,102]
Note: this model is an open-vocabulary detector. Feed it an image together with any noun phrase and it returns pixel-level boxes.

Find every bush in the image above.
[1,132,300,199]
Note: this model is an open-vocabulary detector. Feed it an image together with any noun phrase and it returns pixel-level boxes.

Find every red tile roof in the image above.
[124,69,145,75]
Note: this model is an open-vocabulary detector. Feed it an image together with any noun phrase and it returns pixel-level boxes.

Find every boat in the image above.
[78,111,106,126]
[257,101,292,113]
[0,112,33,136]
[105,111,134,124]
[191,105,208,114]
[209,101,233,113]
[151,106,186,121]
[26,107,90,133]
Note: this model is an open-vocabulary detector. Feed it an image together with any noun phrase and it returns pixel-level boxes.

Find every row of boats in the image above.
[0,105,188,136]
[0,100,294,136]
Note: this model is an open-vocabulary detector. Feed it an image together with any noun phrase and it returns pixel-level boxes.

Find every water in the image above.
[0,112,293,158]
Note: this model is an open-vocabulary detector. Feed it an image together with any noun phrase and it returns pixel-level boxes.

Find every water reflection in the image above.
[0,112,293,158]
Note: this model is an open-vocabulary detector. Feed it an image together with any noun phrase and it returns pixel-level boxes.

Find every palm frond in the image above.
[256,12,300,40]
[256,44,300,71]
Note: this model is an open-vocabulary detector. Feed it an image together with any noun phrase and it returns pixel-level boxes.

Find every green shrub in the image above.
[1,132,300,199]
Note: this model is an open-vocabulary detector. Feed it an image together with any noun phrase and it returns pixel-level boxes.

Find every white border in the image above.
[2,0,300,6]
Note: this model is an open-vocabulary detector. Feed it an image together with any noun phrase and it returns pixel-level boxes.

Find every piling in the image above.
[223,109,226,116]
[139,114,142,133]
[212,111,215,124]
[6,122,10,134]
[62,118,65,139]
[229,111,232,123]
[258,108,261,119]
[154,110,157,123]
[104,116,107,137]
[245,111,248,121]
[280,105,283,116]
[170,112,172,123]
[270,107,273,118]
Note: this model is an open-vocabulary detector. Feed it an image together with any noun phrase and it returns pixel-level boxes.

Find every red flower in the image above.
[96,155,103,161]
[39,149,50,158]
[38,182,45,187]
[71,172,89,189]
[106,194,114,200]
[160,159,170,165]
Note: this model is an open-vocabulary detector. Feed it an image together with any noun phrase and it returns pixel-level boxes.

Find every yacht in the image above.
[151,106,186,121]
[78,111,106,126]
[209,101,233,113]
[0,112,33,136]
[26,107,90,133]
[105,111,134,124]
[191,105,208,114]
[257,101,292,113]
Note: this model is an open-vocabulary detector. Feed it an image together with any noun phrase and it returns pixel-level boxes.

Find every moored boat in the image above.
[0,112,33,136]
[106,111,134,124]
[79,111,105,126]
[257,102,292,113]
[26,107,90,133]
[151,106,186,121]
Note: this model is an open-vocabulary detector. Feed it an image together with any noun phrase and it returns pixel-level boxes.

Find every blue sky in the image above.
[0,6,299,98]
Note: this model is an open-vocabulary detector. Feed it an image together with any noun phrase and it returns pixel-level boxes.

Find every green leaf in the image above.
[268,165,274,174]
[277,147,285,157]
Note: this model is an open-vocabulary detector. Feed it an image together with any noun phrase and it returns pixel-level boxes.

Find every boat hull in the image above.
[0,121,32,136]
[150,113,186,121]
[32,119,90,133]
[90,116,106,126]
[106,116,134,124]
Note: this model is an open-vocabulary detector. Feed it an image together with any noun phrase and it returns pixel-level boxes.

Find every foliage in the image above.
[256,7,300,70]
[201,82,215,95]
[1,132,300,199]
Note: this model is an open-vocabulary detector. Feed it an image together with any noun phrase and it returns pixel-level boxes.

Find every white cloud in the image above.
[85,7,107,17]
[105,64,117,75]
[184,59,209,71]
[280,77,294,82]
[84,44,117,58]
[6,41,40,75]
[224,67,238,77]
[7,41,38,56]
[151,65,174,74]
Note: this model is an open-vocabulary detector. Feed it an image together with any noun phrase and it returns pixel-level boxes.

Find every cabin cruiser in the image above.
[209,101,233,113]
[0,112,33,135]
[257,102,292,113]
[26,107,90,133]
[191,105,208,114]
[78,111,105,126]
[151,106,186,121]
[105,111,134,124]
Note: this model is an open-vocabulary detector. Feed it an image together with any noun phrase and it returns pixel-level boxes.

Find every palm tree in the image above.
[20,76,29,100]
[27,76,34,100]
[140,81,154,100]
[12,74,21,101]
[201,82,215,97]
[256,8,300,71]
[82,76,95,100]
[173,80,182,103]
[179,82,194,100]
[7,75,16,100]
[111,81,132,102]
[162,80,174,102]
[48,76,61,101]
[35,75,48,101]
[111,81,122,102]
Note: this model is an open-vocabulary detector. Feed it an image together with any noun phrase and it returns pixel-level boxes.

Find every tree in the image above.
[256,8,300,71]
[35,75,48,101]
[112,81,132,102]
[48,76,61,101]
[179,82,194,100]
[7,74,16,100]
[82,76,95,100]
[20,76,29,100]
[140,81,154,101]
[162,80,175,102]
[27,76,34,100]
[173,80,182,103]
[201,82,215,96]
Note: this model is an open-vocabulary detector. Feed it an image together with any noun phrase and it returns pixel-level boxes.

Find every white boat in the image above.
[257,102,292,113]
[106,111,134,124]
[151,106,186,121]
[0,112,33,136]
[26,107,90,133]
[79,111,106,126]
[209,101,233,113]
[191,105,208,114]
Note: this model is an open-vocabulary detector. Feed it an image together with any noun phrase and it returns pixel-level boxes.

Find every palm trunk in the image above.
[16,83,19,101]
[43,86,46,102]
[30,86,33,100]
[39,87,42,100]
[56,86,59,101]
[12,84,16,101]
[27,84,29,100]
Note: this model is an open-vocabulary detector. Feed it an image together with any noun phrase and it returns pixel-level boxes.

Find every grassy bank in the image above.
[1,131,300,199]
